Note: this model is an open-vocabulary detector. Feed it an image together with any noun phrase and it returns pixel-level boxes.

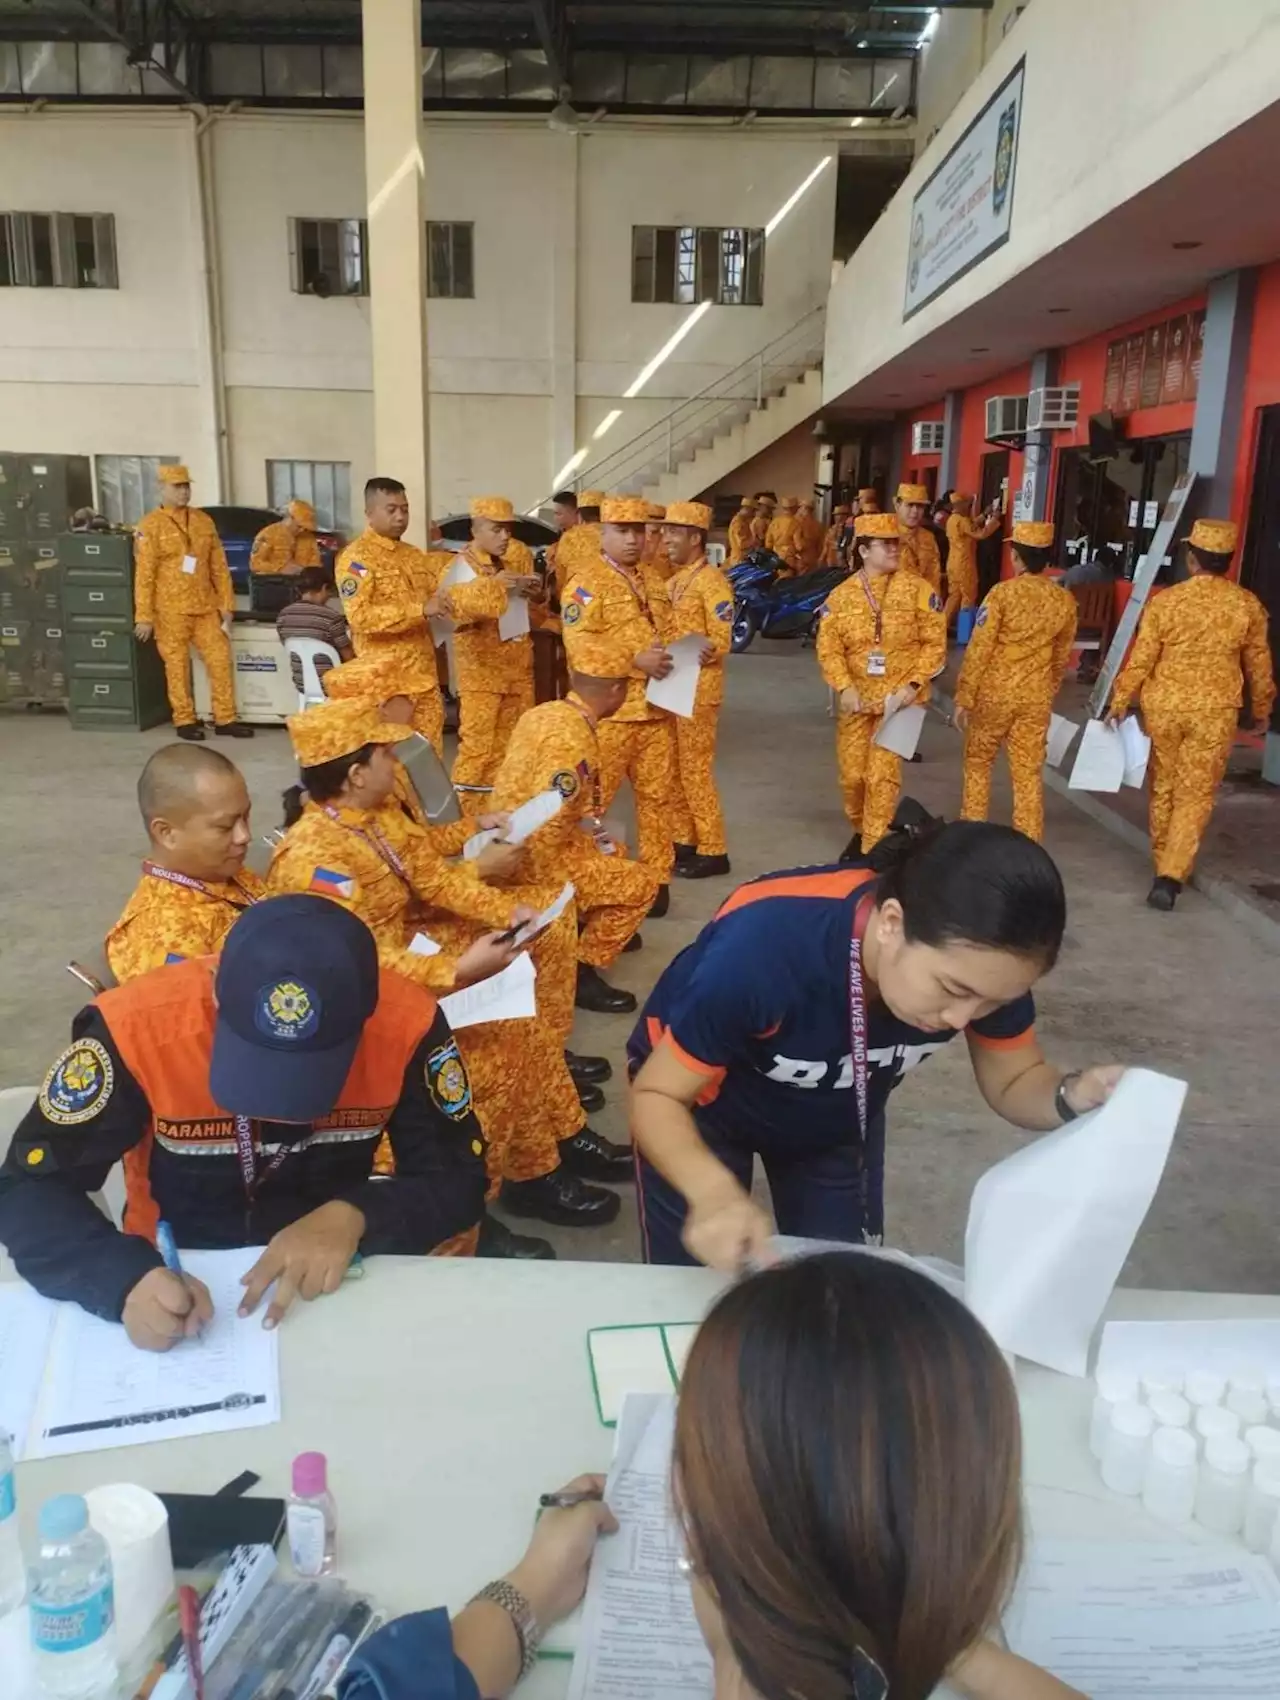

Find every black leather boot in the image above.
[575,964,637,1014]
[501,1171,622,1226]
[559,1127,634,1183]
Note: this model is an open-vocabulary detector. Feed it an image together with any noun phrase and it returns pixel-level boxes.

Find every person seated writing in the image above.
[106,743,264,984]
[0,899,488,1348]
[276,566,354,693]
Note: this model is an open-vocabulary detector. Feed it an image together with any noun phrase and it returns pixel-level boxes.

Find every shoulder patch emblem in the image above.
[715,599,733,622]
[427,1039,473,1121]
[562,601,583,626]
[339,575,360,600]
[39,1038,114,1126]
[975,606,989,626]
[551,768,580,800]
[928,591,943,613]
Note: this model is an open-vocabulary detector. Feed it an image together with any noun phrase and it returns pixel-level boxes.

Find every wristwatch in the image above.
[469,1579,541,1678]
[1054,1071,1082,1124]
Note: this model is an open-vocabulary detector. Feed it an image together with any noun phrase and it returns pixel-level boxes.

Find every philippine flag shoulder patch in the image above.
[308,866,357,900]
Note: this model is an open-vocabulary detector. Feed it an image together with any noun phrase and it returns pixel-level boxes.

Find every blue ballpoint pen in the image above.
[156,1219,184,1275]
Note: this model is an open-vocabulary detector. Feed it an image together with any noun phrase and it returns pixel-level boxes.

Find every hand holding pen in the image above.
[514,1475,618,1626]
[120,1222,214,1354]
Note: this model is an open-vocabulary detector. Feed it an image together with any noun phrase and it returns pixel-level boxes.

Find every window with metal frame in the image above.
[0,212,117,288]
[95,455,179,527]
[289,217,368,297]
[267,460,352,533]
[631,225,764,306]
[427,221,474,298]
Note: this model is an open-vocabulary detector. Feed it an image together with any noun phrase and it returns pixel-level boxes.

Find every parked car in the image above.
[204,505,344,591]
[728,548,849,653]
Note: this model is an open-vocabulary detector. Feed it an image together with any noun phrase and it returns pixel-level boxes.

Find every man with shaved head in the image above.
[105,744,263,983]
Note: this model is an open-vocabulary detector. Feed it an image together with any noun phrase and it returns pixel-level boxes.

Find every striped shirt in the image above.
[276,598,351,690]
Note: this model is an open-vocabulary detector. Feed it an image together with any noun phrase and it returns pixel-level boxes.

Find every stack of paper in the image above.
[872,701,927,758]
[1068,719,1126,791]
[463,788,563,859]
[439,950,537,1028]
[1119,717,1151,788]
[644,635,704,719]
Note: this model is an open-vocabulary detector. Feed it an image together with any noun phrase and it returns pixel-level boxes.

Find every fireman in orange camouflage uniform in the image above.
[663,500,734,879]
[1108,519,1276,912]
[489,635,659,1014]
[895,481,942,595]
[250,500,322,575]
[561,495,677,907]
[335,475,451,754]
[749,496,774,549]
[954,520,1077,843]
[550,490,605,604]
[821,504,851,567]
[106,743,264,983]
[816,511,947,855]
[445,496,538,811]
[727,499,754,566]
[792,498,825,574]
[267,699,632,1239]
[765,496,800,571]
[856,486,880,516]
[944,491,1002,625]
[133,465,249,741]
[643,505,670,578]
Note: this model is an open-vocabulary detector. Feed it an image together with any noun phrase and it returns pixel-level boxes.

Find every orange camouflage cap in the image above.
[470,495,517,523]
[896,483,930,504]
[780,496,799,511]
[833,504,851,517]
[855,513,901,539]
[601,496,651,524]
[322,651,434,704]
[664,500,712,529]
[1011,520,1054,548]
[646,503,666,522]
[1189,519,1238,554]
[567,633,634,679]
[288,499,317,528]
[578,490,607,509]
[949,491,973,505]
[158,464,192,485]
[288,699,413,768]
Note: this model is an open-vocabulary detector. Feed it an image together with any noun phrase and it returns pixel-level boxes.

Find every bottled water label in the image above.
[288,1503,327,1576]
[31,1583,115,1653]
[0,1469,14,1522]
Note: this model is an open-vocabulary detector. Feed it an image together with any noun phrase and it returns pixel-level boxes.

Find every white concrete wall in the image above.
[824,0,1280,406]
[0,106,838,519]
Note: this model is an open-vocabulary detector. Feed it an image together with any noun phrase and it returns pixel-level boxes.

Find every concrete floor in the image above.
[1,644,1277,1293]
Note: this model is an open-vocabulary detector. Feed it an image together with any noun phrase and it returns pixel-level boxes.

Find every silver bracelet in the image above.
[469,1579,541,1679]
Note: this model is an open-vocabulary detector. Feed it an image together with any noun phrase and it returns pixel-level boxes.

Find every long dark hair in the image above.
[869,814,1065,969]
[281,742,378,829]
[674,1253,1023,1700]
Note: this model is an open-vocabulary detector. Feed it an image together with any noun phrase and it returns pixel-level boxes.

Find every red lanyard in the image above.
[165,511,193,551]
[234,1114,292,1201]
[602,555,651,612]
[565,696,604,817]
[323,806,410,884]
[142,862,257,909]
[857,571,884,645]
[848,892,875,1140]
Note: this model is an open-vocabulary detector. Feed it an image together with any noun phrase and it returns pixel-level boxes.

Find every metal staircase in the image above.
[545,304,826,506]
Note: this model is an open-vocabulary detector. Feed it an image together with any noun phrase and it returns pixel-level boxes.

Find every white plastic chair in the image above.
[283,637,342,710]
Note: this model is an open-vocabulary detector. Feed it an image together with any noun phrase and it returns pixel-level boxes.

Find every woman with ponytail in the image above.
[628,816,1126,1267]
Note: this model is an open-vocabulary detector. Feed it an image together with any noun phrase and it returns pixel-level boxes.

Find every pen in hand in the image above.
[156,1219,205,1339]
[538,1488,605,1510]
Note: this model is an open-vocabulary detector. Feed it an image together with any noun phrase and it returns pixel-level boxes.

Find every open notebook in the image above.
[586,1321,701,1427]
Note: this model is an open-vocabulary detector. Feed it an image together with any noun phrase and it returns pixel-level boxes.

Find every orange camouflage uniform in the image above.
[666,556,734,857]
[897,522,942,594]
[336,529,451,753]
[105,865,266,983]
[250,522,321,575]
[552,522,603,603]
[944,512,1000,622]
[134,505,236,727]
[765,508,799,570]
[448,542,536,806]
[816,568,947,849]
[561,549,677,882]
[792,510,825,574]
[490,692,659,966]
[266,795,583,1185]
[956,575,1078,842]
[1110,573,1276,883]
[727,509,754,567]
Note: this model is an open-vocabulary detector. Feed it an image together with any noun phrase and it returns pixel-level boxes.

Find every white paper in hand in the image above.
[872,701,927,758]
[644,633,703,719]
[498,594,531,641]
[506,788,563,844]
[964,1069,1185,1375]
[1119,716,1152,788]
[462,829,499,861]
[511,880,575,947]
[1045,713,1078,769]
[440,951,537,1029]
[1068,718,1126,792]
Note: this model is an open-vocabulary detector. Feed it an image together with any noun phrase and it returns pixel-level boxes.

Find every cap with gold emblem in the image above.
[1011,521,1054,549]
[1188,519,1238,554]
[896,483,930,504]
[470,496,518,523]
[601,496,651,524]
[855,513,901,539]
[158,464,192,485]
[579,490,607,509]
[287,699,414,767]
[664,500,712,530]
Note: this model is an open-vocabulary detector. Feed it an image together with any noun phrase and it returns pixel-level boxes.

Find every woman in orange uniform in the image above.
[664,501,734,879]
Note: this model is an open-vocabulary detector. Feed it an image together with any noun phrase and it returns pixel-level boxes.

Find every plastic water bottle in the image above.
[287,1452,338,1578]
[0,1431,25,1615]
[28,1494,118,1698]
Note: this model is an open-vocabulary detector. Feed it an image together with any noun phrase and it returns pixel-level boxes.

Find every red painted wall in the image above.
[900,403,944,491]
[1053,292,1205,462]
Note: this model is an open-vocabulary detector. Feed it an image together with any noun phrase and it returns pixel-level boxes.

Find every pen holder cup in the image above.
[85,1483,175,1665]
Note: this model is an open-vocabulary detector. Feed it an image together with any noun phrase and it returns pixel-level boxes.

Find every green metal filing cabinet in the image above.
[0,454,92,540]
[0,541,67,706]
[58,532,170,730]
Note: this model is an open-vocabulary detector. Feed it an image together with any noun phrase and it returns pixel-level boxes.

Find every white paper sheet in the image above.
[1119,717,1152,788]
[408,931,441,956]
[1068,718,1126,791]
[440,556,476,590]
[1045,713,1078,769]
[498,593,531,641]
[1004,1541,1280,1697]
[512,880,575,947]
[0,1282,58,1458]
[872,701,927,758]
[462,828,499,861]
[964,1069,1185,1375]
[1096,1318,1280,1385]
[567,1394,713,1700]
[439,950,537,1029]
[644,634,703,720]
[35,1249,281,1458]
[462,791,563,861]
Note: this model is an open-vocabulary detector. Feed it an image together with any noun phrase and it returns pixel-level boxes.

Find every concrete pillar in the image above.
[361,0,431,542]
[1018,347,1058,523]
[938,389,961,496]
[1190,268,1257,515]
[549,132,579,491]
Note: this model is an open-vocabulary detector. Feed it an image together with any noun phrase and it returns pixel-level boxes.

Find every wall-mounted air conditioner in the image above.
[911,420,946,455]
[1026,384,1081,432]
[985,394,1028,442]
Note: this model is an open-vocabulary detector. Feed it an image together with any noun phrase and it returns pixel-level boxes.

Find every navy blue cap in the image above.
[210,895,380,1123]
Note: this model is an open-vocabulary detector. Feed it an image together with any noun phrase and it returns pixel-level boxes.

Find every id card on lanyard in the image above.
[142,861,257,909]
[323,806,411,884]
[858,572,886,676]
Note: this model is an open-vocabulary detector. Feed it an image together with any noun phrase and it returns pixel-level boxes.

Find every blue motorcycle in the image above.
[728,547,850,653]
